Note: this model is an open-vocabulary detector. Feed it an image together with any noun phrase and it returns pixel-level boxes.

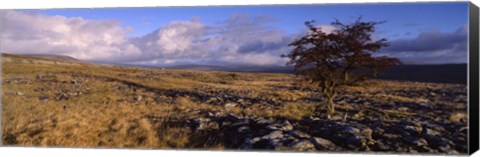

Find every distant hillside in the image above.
[166,64,294,73]
[1,53,89,66]
[1,53,467,84]
[167,64,227,71]
[12,53,80,62]
[166,64,467,84]
[376,64,467,84]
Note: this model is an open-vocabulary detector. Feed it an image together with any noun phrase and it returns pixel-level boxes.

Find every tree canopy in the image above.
[282,17,402,118]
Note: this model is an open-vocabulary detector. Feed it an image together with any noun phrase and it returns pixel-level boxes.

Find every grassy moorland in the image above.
[1,54,467,154]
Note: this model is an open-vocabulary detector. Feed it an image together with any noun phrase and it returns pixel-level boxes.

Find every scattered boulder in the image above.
[266,120,293,131]
[241,137,261,149]
[116,83,129,90]
[392,124,422,136]
[288,140,315,151]
[224,102,238,107]
[224,102,238,110]
[422,127,441,137]
[347,135,367,148]
[424,136,452,151]
[16,91,24,96]
[197,121,219,130]
[134,95,143,101]
[287,130,311,139]
[403,136,428,147]
[255,118,274,125]
[342,126,360,134]
[262,131,284,140]
[38,95,49,101]
[196,117,211,123]
[267,139,283,149]
[310,137,336,150]
[56,93,69,101]
[237,126,250,133]
[382,133,400,139]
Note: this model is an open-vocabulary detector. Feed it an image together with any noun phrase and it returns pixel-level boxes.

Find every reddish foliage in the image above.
[282,17,402,116]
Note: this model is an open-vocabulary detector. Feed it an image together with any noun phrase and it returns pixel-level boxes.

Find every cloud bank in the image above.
[380,26,467,64]
[0,11,468,66]
[1,11,292,66]
[129,14,293,66]
[0,11,141,61]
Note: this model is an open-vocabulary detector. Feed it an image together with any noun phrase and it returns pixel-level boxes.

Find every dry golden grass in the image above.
[1,55,304,148]
[448,112,467,123]
[368,93,429,104]
[225,102,316,121]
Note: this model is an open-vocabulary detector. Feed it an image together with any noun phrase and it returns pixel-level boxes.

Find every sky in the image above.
[0,2,469,66]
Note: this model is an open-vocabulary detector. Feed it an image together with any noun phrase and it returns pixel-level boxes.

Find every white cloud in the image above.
[0,10,141,61]
[218,53,289,66]
[131,14,293,66]
[131,19,210,59]
[318,24,336,34]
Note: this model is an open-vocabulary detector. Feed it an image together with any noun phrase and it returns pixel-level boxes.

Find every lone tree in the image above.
[282,17,402,118]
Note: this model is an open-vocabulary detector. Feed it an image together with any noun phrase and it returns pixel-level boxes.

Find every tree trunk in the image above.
[322,82,337,119]
[326,94,335,119]
[344,71,349,83]
[324,88,337,119]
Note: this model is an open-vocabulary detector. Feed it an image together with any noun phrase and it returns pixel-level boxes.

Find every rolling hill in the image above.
[1,53,467,84]
[166,64,468,84]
